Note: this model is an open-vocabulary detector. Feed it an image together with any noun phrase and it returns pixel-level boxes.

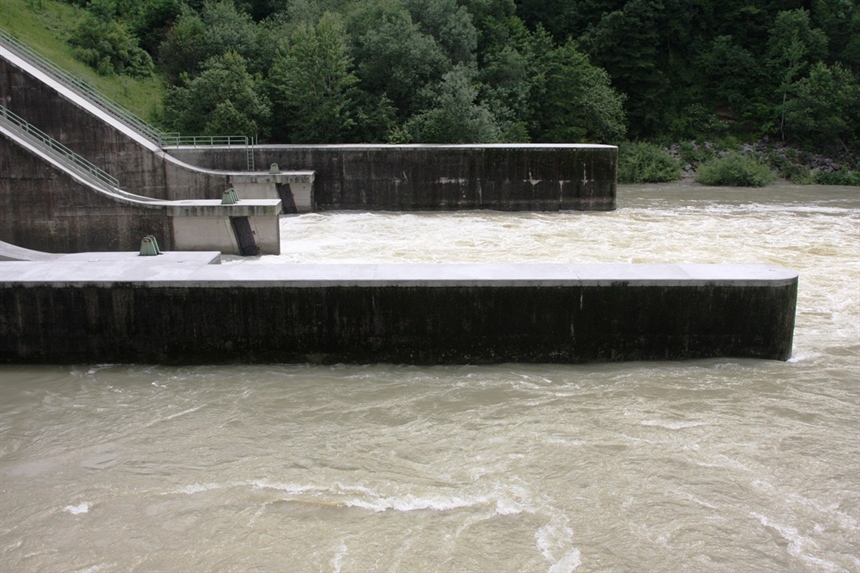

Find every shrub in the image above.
[814,170,860,186]
[695,152,776,186]
[767,152,814,183]
[618,142,681,183]
[69,15,154,77]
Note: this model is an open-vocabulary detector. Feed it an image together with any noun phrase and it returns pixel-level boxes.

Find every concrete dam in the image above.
[0,32,798,364]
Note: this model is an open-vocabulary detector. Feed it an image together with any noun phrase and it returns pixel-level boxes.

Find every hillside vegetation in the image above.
[1,0,165,120]
[2,0,858,184]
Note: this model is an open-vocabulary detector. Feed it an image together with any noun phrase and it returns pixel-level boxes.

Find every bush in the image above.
[814,170,860,186]
[695,152,776,186]
[618,142,681,183]
[69,15,154,77]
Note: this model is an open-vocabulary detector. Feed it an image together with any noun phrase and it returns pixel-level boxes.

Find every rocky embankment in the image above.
[666,139,858,181]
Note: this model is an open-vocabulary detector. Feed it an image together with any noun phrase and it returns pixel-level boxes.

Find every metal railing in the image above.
[159,134,252,147]
[1,105,120,191]
[0,27,170,145]
[0,28,257,168]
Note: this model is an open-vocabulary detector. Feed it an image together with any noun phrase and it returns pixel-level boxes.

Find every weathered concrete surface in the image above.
[0,256,798,364]
[171,144,617,211]
[168,202,281,255]
[1,46,315,205]
[2,43,614,212]
[0,128,172,252]
[229,172,314,213]
[0,128,282,254]
[1,50,217,200]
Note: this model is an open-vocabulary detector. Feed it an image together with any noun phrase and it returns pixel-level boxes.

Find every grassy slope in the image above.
[0,0,165,122]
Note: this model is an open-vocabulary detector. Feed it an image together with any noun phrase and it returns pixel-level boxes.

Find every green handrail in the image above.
[0,27,170,145]
[1,105,121,190]
[0,28,254,155]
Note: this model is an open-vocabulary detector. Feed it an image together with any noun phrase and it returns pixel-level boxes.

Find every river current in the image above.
[1,183,858,572]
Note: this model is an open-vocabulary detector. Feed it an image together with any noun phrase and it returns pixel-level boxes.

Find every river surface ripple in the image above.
[1,184,858,572]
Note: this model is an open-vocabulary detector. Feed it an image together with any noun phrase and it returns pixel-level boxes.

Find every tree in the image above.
[159,0,260,82]
[346,0,449,118]
[783,61,860,148]
[580,0,668,138]
[697,35,760,123]
[530,39,626,143]
[765,9,829,140]
[402,0,478,65]
[479,44,531,141]
[162,52,271,138]
[268,12,358,143]
[400,66,502,143]
[69,13,154,77]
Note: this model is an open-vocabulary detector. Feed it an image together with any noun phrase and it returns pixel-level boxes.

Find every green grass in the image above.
[0,0,165,121]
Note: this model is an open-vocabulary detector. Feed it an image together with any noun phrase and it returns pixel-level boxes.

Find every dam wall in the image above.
[1,44,235,201]
[170,144,617,211]
[2,40,616,212]
[0,254,798,364]
[0,128,171,252]
[0,124,282,255]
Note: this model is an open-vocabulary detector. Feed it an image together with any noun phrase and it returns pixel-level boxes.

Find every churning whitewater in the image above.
[1,183,858,572]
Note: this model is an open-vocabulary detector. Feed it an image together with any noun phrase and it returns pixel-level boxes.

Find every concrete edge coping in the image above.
[165,200,283,217]
[229,172,315,183]
[1,126,282,216]
[0,255,799,289]
[165,143,619,151]
[1,46,161,152]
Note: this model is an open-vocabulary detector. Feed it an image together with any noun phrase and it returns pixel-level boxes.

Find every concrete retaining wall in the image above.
[0,128,282,255]
[0,129,171,252]
[1,50,231,200]
[171,144,617,211]
[2,45,616,212]
[0,256,798,364]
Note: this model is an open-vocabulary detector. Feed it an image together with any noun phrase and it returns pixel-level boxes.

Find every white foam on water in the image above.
[344,493,484,513]
[751,512,840,573]
[171,482,223,495]
[73,566,105,573]
[536,514,582,572]
[250,479,532,516]
[330,540,348,573]
[163,406,202,420]
[640,419,708,429]
[63,502,90,515]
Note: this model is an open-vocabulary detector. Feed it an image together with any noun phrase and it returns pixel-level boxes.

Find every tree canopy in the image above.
[58,0,859,152]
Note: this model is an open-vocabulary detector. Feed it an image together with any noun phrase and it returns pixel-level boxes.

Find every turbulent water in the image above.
[1,183,858,572]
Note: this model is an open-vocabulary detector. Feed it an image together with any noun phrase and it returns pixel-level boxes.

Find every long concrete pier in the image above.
[0,253,798,364]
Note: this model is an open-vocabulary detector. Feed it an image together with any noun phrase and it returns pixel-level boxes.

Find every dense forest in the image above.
[24,0,860,157]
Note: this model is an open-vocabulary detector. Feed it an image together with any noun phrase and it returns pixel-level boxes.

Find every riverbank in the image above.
[665,139,859,185]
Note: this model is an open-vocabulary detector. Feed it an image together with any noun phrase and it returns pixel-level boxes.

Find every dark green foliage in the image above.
[402,0,478,65]
[69,14,154,77]
[133,0,183,54]
[696,152,777,186]
[52,0,854,149]
[618,142,680,183]
[158,0,260,82]
[580,0,670,139]
[400,66,502,143]
[536,39,627,143]
[162,52,270,138]
[346,0,449,119]
[783,62,860,147]
[814,170,860,186]
[268,12,358,143]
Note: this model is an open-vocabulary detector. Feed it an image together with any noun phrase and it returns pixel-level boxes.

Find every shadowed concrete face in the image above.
[0,255,797,365]
[175,144,618,212]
